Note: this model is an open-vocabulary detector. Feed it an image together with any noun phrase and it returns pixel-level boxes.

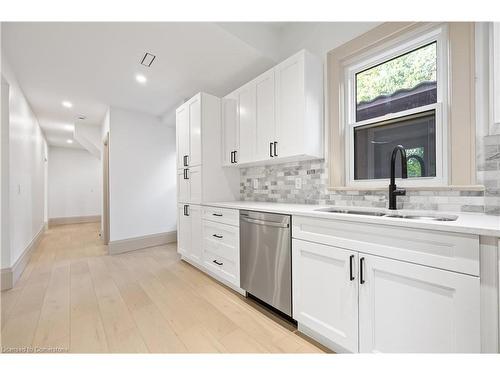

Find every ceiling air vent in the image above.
[140,52,156,67]
[77,115,86,120]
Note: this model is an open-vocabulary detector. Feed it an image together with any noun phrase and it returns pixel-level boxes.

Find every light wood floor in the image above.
[1,222,328,353]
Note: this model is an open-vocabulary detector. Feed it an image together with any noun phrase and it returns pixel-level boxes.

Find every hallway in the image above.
[0,223,326,353]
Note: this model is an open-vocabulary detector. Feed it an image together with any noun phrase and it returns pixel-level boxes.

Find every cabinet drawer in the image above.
[202,206,239,226]
[203,249,238,286]
[202,220,239,262]
[292,216,479,276]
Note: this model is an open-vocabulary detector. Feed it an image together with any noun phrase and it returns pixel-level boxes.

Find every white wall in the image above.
[108,107,176,241]
[48,147,100,220]
[1,75,10,269]
[1,55,47,268]
[100,108,109,234]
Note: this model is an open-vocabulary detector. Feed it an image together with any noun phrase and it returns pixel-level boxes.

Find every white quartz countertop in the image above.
[204,201,500,237]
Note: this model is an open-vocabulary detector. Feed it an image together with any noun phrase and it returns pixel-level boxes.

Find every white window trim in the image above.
[491,22,500,132]
[342,24,449,189]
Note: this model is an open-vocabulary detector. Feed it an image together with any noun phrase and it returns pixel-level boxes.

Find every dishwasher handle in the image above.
[241,217,289,228]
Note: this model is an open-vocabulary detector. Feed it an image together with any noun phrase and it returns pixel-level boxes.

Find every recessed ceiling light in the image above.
[64,125,74,131]
[66,139,73,144]
[135,74,147,84]
[62,100,73,108]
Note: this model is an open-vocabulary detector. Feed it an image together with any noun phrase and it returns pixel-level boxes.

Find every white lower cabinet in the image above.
[202,218,240,288]
[358,253,480,353]
[177,204,202,265]
[292,237,481,353]
[292,239,359,353]
[178,204,241,291]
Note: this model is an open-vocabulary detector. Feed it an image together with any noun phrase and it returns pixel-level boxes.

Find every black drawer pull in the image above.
[360,257,365,284]
[349,254,355,281]
[273,141,278,157]
[212,213,223,217]
[183,205,189,216]
[213,260,223,266]
[233,150,237,163]
[270,142,274,157]
[212,234,223,239]
[183,155,189,166]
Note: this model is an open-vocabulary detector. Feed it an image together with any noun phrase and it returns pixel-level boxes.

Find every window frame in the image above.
[343,25,449,188]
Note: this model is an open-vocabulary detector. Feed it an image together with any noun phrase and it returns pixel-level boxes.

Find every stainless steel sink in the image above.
[315,207,458,221]
[315,208,386,216]
[384,214,458,221]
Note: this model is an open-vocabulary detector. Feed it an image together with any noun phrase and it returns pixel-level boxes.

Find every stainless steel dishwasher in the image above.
[240,210,292,317]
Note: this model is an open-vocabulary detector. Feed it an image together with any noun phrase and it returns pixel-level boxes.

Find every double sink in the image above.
[315,207,458,222]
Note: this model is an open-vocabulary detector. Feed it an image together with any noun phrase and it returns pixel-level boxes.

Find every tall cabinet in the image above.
[222,49,323,167]
[176,92,239,267]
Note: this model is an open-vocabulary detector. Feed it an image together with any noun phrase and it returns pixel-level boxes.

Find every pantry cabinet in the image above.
[188,94,202,167]
[177,204,202,265]
[176,104,189,170]
[175,92,239,204]
[221,49,323,167]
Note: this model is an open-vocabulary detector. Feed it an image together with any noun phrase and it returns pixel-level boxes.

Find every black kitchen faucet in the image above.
[388,145,408,210]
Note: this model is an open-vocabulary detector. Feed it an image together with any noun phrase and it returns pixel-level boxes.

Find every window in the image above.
[354,111,436,180]
[355,43,437,122]
[345,26,448,187]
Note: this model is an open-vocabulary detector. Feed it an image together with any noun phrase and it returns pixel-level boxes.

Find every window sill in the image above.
[327,185,485,192]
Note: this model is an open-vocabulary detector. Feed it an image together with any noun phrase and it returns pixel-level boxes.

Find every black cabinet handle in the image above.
[212,213,223,217]
[270,142,274,157]
[213,260,223,266]
[183,168,189,179]
[212,234,223,239]
[349,255,355,281]
[231,151,235,163]
[183,155,189,167]
[233,150,237,163]
[274,141,278,157]
[360,257,365,284]
[183,205,189,216]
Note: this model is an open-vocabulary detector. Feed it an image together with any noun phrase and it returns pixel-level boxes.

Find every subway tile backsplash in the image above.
[240,156,500,215]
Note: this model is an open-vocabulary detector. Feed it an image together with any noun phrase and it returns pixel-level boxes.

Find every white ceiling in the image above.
[1,22,379,148]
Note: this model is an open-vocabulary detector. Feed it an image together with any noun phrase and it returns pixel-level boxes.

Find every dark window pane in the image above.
[354,111,436,180]
[356,42,437,121]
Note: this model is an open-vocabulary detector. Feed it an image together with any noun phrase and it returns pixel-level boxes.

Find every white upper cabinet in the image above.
[255,69,276,162]
[275,50,323,160]
[222,92,239,166]
[275,52,304,158]
[222,49,323,167]
[237,82,257,164]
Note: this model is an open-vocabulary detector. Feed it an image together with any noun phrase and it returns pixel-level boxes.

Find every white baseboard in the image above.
[48,215,101,226]
[108,231,177,255]
[0,225,45,291]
